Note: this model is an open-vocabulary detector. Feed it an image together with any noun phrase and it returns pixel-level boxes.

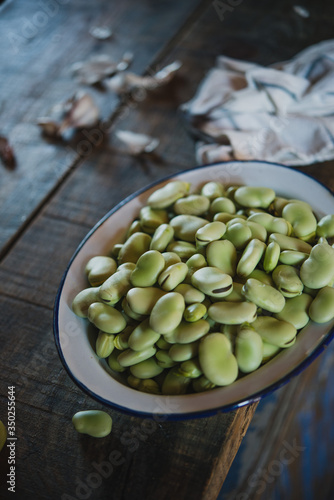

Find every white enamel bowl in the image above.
[53,161,334,420]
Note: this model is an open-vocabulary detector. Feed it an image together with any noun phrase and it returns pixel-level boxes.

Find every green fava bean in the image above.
[170,214,208,242]
[111,243,123,259]
[191,267,233,298]
[174,283,205,304]
[268,233,312,253]
[118,232,151,264]
[186,253,207,279]
[234,186,275,208]
[130,250,165,287]
[252,316,296,348]
[235,327,263,373]
[88,302,127,334]
[206,240,237,276]
[272,265,304,298]
[161,251,181,269]
[107,349,126,372]
[126,287,166,315]
[128,318,160,351]
[166,241,197,259]
[170,319,210,344]
[158,262,189,291]
[72,286,101,318]
[150,292,185,334]
[279,250,309,266]
[237,239,266,277]
[178,358,202,378]
[121,297,145,321]
[246,221,267,242]
[242,278,285,313]
[263,241,280,273]
[139,206,169,234]
[184,302,207,322]
[174,194,210,215]
[209,197,236,215]
[274,293,312,329]
[223,221,252,249]
[114,326,133,350]
[192,375,216,392]
[156,337,171,350]
[309,286,334,323]
[208,301,257,324]
[199,333,238,386]
[282,202,317,241]
[214,212,247,224]
[96,331,115,358]
[137,379,161,394]
[246,269,274,286]
[248,212,291,235]
[125,220,142,239]
[117,346,156,367]
[262,341,281,362]
[72,410,112,438]
[317,214,334,238]
[156,350,177,368]
[161,366,191,395]
[85,256,117,286]
[195,221,226,247]
[129,357,163,379]
[300,243,334,289]
[147,181,190,209]
[99,262,135,304]
[150,224,174,252]
[169,340,199,362]
[201,181,224,199]
[220,282,244,302]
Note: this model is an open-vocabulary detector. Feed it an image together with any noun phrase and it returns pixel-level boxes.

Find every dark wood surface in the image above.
[0,0,333,499]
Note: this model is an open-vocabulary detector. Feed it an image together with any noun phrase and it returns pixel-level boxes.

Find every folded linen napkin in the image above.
[181,40,334,166]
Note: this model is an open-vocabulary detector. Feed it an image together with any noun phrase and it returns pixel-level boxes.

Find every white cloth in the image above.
[181,40,334,166]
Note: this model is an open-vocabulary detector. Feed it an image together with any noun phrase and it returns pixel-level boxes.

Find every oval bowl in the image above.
[53,160,334,420]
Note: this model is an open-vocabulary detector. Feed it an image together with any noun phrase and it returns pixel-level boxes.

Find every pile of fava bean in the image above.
[72,181,334,395]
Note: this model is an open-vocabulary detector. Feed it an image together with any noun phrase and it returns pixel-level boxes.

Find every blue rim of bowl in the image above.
[53,160,334,421]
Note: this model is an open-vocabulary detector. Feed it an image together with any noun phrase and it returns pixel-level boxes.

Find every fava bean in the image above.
[242,278,285,313]
[128,318,160,351]
[168,319,210,344]
[237,239,266,277]
[169,340,199,362]
[192,375,216,392]
[195,221,226,247]
[309,286,334,323]
[272,264,304,298]
[85,256,117,286]
[158,262,189,291]
[263,241,280,273]
[156,349,177,368]
[130,250,165,287]
[234,186,275,208]
[117,346,156,367]
[274,293,312,329]
[206,240,237,276]
[184,302,207,322]
[114,326,134,350]
[129,357,163,379]
[178,358,202,378]
[279,250,309,266]
[199,333,238,386]
[72,410,112,438]
[147,180,190,209]
[208,301,257,324]
[96,331,115,358]
[139,206,169,234]
[174,283,205,304]
[192,266,233,298]
[72,287,101,318]
[201,181,224,199]
[150,292,185,334]
[107,349,126,372]
[252,316,296,347]
[223,221,252,249]
[248,212,291,235]
[161,366,191,395]
[161,251,181,269]
[317,214,334,238]
[235,326,263,373]
[88,302,127,334]
[209,197,236,215]
[117,232,151,264]
[99,262,135,304]
[174,194,210,215]
[269,233,312,253]
[170,214,208,242]
[150,224,174,252]
[282,202,317,241]
[300,243,334,288]
[126,287,166,316]
[166,240,197,259]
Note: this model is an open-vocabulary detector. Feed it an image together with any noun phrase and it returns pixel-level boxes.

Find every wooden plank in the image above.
[0,0,204,257]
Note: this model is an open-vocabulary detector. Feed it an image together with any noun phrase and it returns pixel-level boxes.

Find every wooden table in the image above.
[0,1,333,499]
